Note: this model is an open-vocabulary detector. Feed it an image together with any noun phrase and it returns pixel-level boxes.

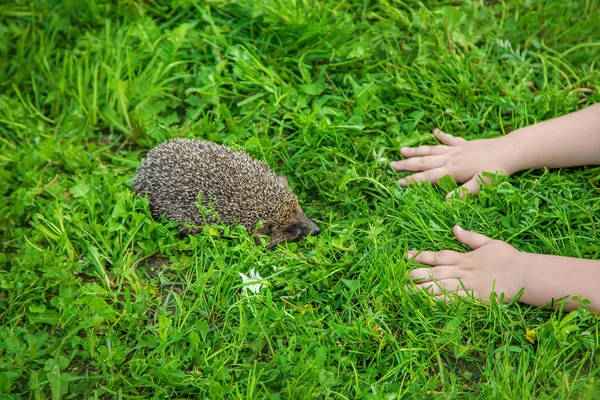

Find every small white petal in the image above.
[249,268,262,281]
[247,283,262,294]
[239,270,264,294]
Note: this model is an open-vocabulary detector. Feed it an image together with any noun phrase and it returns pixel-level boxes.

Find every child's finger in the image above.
[399,145,448,157]
[397,167,447,186]
[406,249,460,266]
[433,128,467,146]
[445,177,482,199]
[460,177,483,195]
[446,173,496,199]
[390,155,445,172]
[453,225,493,250]
[410,265,464,283]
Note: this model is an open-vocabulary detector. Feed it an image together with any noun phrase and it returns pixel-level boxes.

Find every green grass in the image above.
[1,0,600,398]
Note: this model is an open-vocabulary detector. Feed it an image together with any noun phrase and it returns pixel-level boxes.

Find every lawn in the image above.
[1,0,600,398]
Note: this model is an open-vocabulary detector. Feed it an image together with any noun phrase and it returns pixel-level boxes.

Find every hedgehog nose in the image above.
[305,219,320,236]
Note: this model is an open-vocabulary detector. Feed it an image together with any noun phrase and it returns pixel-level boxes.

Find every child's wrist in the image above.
[509,251,543,307]
[498,131,528,175]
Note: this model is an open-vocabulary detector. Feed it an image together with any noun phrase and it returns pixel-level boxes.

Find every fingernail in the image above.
[406,250,416,258]
[433,128,439,135]
[398,179,406,186]
[455,225,464,232]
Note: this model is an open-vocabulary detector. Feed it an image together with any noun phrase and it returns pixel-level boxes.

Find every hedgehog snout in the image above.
[303,219,320,237]
[293,214,320,239]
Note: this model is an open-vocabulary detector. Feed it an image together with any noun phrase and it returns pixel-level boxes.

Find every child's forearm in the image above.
[518,252,600,312]
[504,103,600,174]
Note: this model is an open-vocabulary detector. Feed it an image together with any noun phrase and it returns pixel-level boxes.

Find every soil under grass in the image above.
[1,0,600,398]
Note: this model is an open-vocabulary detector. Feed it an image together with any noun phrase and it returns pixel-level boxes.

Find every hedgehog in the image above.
[133,138,320,249]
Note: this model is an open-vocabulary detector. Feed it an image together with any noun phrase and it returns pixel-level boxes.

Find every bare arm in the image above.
[507,102,600,172]
[408,226,600,313]
[517,252,600,312]
[391,102,600,197]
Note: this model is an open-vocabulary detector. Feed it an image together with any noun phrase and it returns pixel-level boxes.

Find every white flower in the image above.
[239,268,265,294]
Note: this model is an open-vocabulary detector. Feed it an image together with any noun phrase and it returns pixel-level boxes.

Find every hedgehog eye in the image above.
[266,222,276,234]
[286,225,296,233]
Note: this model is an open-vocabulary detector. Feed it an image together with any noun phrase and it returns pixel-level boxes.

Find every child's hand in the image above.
[390,129,516,198]
[407,226,524,303]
